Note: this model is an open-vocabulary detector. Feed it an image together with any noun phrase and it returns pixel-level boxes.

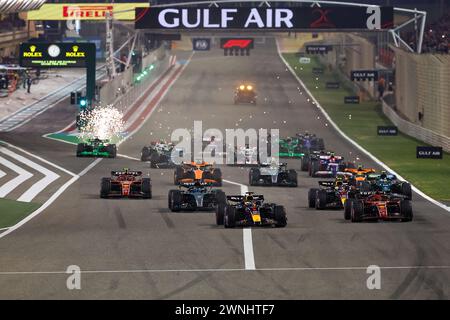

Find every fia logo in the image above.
[194,39,210,51]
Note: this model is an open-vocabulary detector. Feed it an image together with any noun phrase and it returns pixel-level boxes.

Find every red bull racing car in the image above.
[216,192,287,228]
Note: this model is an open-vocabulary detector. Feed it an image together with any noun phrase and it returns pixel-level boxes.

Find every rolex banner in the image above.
[20,43,96,68]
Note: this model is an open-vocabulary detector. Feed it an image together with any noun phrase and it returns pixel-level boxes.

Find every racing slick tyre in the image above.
[174,166,183,185]
[308,188,318,208]
[400,199,413,222]
[249,168,260,186]
[310,160,319,177]
[224,205,236,228]
[142,178,152,199]
[344,199,353,220]
[149,151,160,168]
[351,200,364,222]
[212,169,222,186]
[401,183,412,200]
[274,205,287,227]
[216,203,226,225]
[168,190,182,212]
[106,144,117,158]
[141,147,150,162]
[356,181,372,192]
[215,190,226,205]
[287,169,298,187]
[317,138,325,151]
[315,189,327,210]
[301,156,310,171]
[76,143,86,157]
[100,178,111,198]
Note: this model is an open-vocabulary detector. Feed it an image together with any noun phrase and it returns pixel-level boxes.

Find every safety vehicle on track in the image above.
[234,84,256,104]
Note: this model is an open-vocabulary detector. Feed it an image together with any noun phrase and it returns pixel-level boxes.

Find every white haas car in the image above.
[229,143,259,166]
[249,162,297,187]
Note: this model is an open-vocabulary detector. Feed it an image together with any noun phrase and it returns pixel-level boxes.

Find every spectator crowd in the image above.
[408,12,450,54]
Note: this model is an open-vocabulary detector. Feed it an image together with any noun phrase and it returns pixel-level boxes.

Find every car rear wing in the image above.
[226,194,265,202]
[179,179,216,187]
[318,181,334,187]
[111,170,142,176]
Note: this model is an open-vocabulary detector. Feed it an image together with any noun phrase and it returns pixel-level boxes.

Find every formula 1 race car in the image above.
[277,137,305,158]
[216,192,287,228]
[308,152,355,177]
[346,191,413,222]
[365,172,412,200]
[234,84,256,104]
[100,169,152,198]
[296,132,325,152]
[308,181,348,210]
[174,161,222,186]
[76,138,117,158]
[344,166,377,183]
[308,171,369,214]
[249,163,297,187]
[229,143,259,166]
[141,140,184,168]
[168,181,226,212]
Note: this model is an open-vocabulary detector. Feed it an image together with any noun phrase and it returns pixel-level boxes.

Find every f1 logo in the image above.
[222,39,252,49]
[193,38,210,51]
[220,38,254,56]
[310,9,336,28]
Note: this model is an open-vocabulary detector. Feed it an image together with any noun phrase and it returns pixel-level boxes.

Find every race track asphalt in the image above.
[0,38,449,299]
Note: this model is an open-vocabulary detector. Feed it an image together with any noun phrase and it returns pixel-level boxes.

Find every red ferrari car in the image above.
[346,192,412,222]
[100,169,152,199]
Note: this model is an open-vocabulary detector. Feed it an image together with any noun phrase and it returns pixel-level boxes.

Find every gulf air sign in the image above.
[27,3,149,21]
[135,6,394,30]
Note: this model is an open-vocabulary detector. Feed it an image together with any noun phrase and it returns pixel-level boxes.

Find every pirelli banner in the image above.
[27,3,149,21]
[20,43,96,68]
[135,6,394,30]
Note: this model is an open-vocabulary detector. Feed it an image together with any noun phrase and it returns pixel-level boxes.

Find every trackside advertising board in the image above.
[135,6,394,30]
[20,43,96,68]
[27,3,149,21]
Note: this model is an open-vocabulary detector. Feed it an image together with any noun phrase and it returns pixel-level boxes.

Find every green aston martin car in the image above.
[76,138,117,158]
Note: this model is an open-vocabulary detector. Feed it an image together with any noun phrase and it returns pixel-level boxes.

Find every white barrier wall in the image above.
[383,101,450,152]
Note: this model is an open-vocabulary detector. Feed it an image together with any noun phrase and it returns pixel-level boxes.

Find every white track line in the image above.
[223,179,255,270]
[276,39,450,215]
[117,154,141,161]
[0,169,5,179]
[0,140,77,177]
[0,55,193,239]
[0,156,33,198]
[1,265,450,275]
[0,147,60,202]
[0,158,102,240]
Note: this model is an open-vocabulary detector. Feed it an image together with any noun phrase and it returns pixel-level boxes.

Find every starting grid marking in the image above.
[1,265,450,276]
[0,141,77,203]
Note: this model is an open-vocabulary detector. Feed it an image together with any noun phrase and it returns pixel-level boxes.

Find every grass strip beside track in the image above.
[0,199,40,229]
[283,53,450,203]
